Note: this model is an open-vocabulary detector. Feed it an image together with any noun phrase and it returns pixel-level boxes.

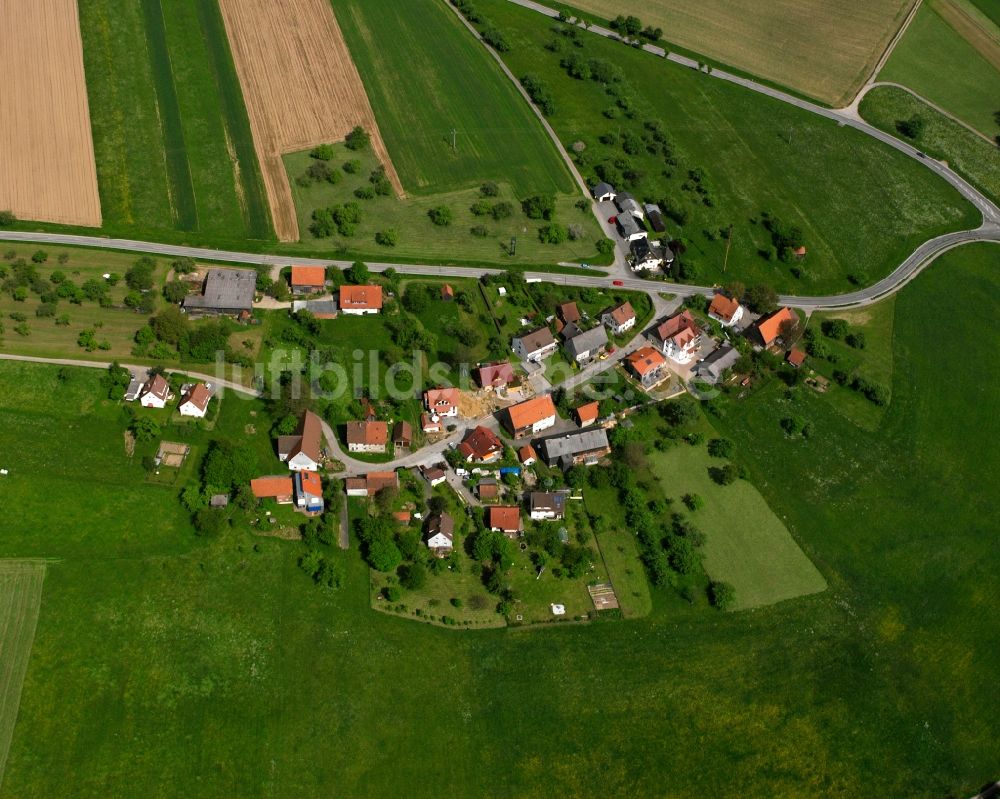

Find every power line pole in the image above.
[451,129,457,152]
[722,223,734,273]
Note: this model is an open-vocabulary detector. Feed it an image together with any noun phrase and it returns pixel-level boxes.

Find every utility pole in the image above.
[510,236,517,257]
[451,128,457,152]
[722,223,734,273]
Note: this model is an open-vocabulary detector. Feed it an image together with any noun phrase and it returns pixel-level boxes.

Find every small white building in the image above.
[138,374,171,409]
[178,383,212,418]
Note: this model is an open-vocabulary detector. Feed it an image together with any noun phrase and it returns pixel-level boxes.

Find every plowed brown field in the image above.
[217,0,402,242]
[0,0,101,227]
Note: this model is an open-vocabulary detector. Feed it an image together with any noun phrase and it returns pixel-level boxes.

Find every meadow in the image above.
[477,0,978,294]
[559,0,912,105]
[77,0,271,240]
[332,0,576,198]
[283,144,603,265]
[0,244,998,796]
[878,0,1000,138]
[860,86,1000,206]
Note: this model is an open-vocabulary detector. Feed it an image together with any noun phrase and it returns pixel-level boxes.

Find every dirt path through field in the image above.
[0,0,101,226]
[217,0,402,242]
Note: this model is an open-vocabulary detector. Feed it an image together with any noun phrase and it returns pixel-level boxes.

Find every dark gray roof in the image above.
[539,429,610,462]
[565,326,608,360]
[616,213,642,237]
[592,181,615,196]
[695,343,741,382]
[184,268,256,312]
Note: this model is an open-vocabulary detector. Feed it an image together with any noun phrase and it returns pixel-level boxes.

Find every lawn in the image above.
[1,244,999,797]
[0,562,45,785]
[476,0,979,295]
[77,0,271,240]
[283,144,603,265]
[584,485,653,616]
[878,0,1000,138]
[556,0,912,105]
[332,0,576,198]
[859,86,1000,206]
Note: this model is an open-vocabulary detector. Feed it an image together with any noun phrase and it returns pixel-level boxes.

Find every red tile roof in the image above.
[557,301,580,323]
[487,505,521,533]
[575,402,600,424]
[346,421,387,446]
[251,476,293,499]
[143,374,170,401]
[180,383,211,412]
[787,348,807,367]
[656,310,699,345]
[291,265,326,288]
[507,394,557,432]
[340,284,383,310]
[474,361,515,388]
[608,301,635,326]
[518,444,538,463]
[459,425,502,461]
[708,293,741,323]
[421,413,442,432]
[757,307,797,346]
[365,471,399,495]
[424,387,460,414]
[299,470,322,497]
[626,345,667,377]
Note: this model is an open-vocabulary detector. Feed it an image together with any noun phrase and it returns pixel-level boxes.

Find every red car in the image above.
[612,280,624,286]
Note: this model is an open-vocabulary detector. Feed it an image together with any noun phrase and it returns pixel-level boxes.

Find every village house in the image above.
[474,361,516,390]
[477,478,500,501]
[345,471,398,498]
[339,285,383,315]
[250,475,294,505]
[644,203,667,233]
[615,192,644,220]
[615,212,647,242]
[178,383,212,418]
[575,402,600,427]
[787,348,807,368]
[592,181,616,203]
[538,428,611,469]
[754,307,799,348]
[630,238,673,271]
[656,310,702,364]
[458,425,503,463]
[290,265,326,296]
[625,345,669,387]
[293,470,324,515]
[421,413,443,434]
[518,444,538,466]
[346,420,388,454]
[512,326,557,363]
[602,301,636,336]
[420,465,448,487]
[506,394,557,438]
[556,301,581,324]
[277,410,324,471]
[392,420,413,449]
[529,492,566,521]
[708,293,745,327]
[565,325,609,365]
[694,343,741,384]
[425,512,455,556]
[423,387,460,418]
[487,505,522,538]
[138,374,172,409]
[183,268,256,317]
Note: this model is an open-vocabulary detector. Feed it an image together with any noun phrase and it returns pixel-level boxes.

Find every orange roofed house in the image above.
[458,425,503,463]
[601,301,636,335]
[424,387,460,419]
[625,345,669,387]
[345,471,399,497]
[277,410,324,471]
[574,402,600,427]
[708,293,745,327]
[250,470,323,515]
[505,394,557,438]
[487,505,522,538]
[755,307,798,348]
[339,285,383,315]
[656,310,701,364]
[290,265,326,296]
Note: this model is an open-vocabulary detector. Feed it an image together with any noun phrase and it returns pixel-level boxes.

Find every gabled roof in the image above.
[565,325,608,359]
[708,293,742,323]
[251,475,293,498]
[298,470,322,497]
[657,310,699,345]
[180,383,211,412]
[475,361,515,388]
[507,394,557,431]
[290,264,326,288]
[421,413,442,432]
[757,307,797,346]
[787,348,807,367]
[557,301,580,323]
[514,326,555,353]
[592,181,614,196]
[142,374,170,401]
[696,343,740,380]
[346,420,387,446]
[575,402,600,424]
[281,410,324,463]
[392,420,412,441]
[538,429,611,461]
[487,505,521,532]
[427,512,455,540]
[477,480,499,498]
[339,284,383,310]
[365,471,398,494]
[530,492,566,512]
[458,425,502,461]
[625,345,667,377]
[424,387,460,411]
[605,301,635,327]
[183,268,256,312]
[518,444,538,463]
[441,284,454,299]
[616,213,642,237]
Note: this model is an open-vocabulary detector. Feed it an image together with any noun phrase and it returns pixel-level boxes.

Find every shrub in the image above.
[845,332,866,350]
[895,116,924,139]
[345,126,370,151]
[480,181,499,197]
[821,318,849,340]
[310,143,334,160]
[491,201,513,220]
[707,438,733,459]
[343,159,361,174]
[0,210,16,226]
[521,194,556,220]
[538,223,567,244]
[375,229,398,247]
[708,580,735,610]
[428,206,453,226]
[31,250,48,264]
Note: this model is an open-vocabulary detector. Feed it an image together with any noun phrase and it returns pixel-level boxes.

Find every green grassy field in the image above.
[78,0,271,240]
[1,244,998,796]
[878,1,1000,138]
[0,562,45,785]
[333,0,575,198]
[283,145,603,265]
[476,0,978,294]
[860,86,1000,206]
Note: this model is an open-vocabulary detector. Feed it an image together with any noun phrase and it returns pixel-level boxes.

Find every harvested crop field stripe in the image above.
[0,0,101,226]
[0,561,45,784]
[217,0,401,242]
[191,0,273,240]
[138,0,197,231]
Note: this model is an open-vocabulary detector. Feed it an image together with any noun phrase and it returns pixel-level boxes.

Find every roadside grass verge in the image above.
[859,86,1000,206]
